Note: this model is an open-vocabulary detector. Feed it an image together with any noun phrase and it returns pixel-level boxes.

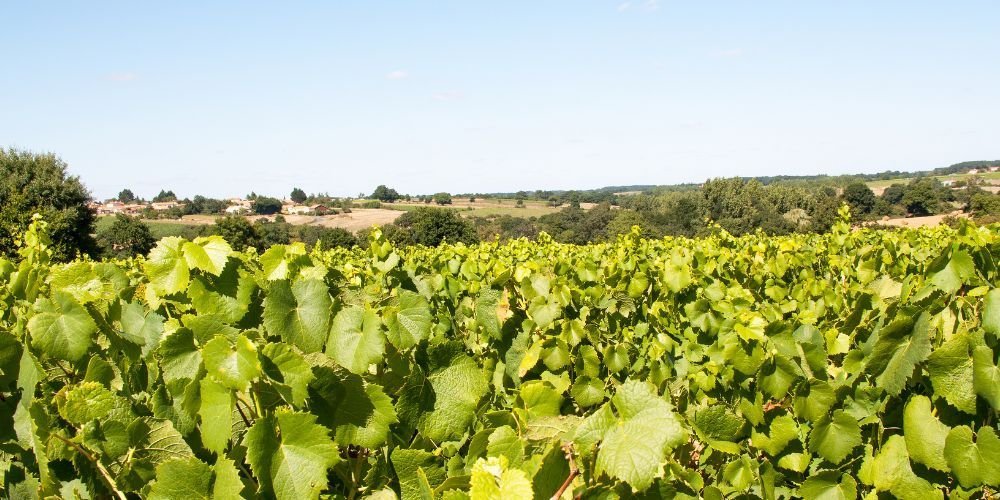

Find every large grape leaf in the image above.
[808,410,861,465]
[262,279,331,353]
[972,345,1000,410]
[592,380,688,491]
[982,289,1000,337]
[944,425,1000,488]
[928,249,974,294]
[261,342,315,407]
[871,435,942,499]
[309,364,398,448]
[145,237,191,295]
[926,333,975,414]
[182,236,232,276]
[385,290,432,350]
[245,410,339,500]
[199,376,233,454]
[902,395,950,472]
[396,342,489,442]
[391,448,447,500]
[469,456,533,499]
[201,334,261,391]
[27,291,96,362]
[797,471,857,500]
[865,314,932,395]
[326,305,385,374]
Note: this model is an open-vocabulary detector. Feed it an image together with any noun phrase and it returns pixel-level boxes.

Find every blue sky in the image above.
[2,1,998,200]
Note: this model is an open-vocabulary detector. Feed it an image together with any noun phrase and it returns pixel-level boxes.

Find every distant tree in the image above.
[290,187,307,204]
[152,190,177,202]
[391,207,478,246]
[118,189,137,203]
[298,225,358,249]
[881,184,906,205]
[0,148,98,261]
[371,185,401,202]
[187,195,228,215]
[252,196,283,215]
[469,196,476,203]
[253,219,291,247]
[902,178,943,216]
[97,214,155,258]
[515,199,525,208]
[433,192,453,205]
[842,182,877,216]
[213,216,259,251]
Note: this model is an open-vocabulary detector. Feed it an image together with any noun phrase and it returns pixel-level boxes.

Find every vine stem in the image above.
[551,443,579,500]
[52,433,127,500]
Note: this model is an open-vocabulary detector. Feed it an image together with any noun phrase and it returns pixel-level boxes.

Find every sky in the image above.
[2,1,999,200]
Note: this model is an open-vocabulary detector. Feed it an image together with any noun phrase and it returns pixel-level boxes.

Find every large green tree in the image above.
[371,185,401,202]
[842,182,877,216]
[290,187,307,204]
[152,189,177,202]
[391,207,477,246]
[0,148,97,261]
[117,188,137,203]
[96,214,155,258]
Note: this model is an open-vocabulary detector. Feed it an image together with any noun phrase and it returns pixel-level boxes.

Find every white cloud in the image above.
[386,70,409,80]
[714,48,745,58]
[617,2,631,12]
[643,0,659,11]
[106,72,138,82]
[432,91,463,102]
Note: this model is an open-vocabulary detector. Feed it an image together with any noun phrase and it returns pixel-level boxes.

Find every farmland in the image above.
[2,209,1000,498]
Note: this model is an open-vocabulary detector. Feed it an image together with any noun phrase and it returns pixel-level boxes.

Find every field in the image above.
[3,213,1000,498]
[866,171,1000,195]
[95,200,593,238]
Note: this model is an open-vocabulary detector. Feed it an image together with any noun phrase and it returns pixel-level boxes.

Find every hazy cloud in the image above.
[618,1,658,12]
[432,91,464,102]
[106,72,138,82]
[714,48,745,58]
[386,70,409,80]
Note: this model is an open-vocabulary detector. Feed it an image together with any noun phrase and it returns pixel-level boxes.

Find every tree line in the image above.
[7,148,1000,262]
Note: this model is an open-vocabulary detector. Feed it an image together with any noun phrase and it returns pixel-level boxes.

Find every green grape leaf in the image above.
[201,334,261,391]
[148,457,213,499]
[245,410,339,500]
[386,290,432,350]
[263,279,331,353]
[972,346,1000,410]
[902,395,950,472]
[309,364,398,448]
[944,425,1000,488]
[926,333,975,413]
[593,380,688,491]
[808,410,861,465]
[199,376,233,454]
[798,471,857,500]
[983,289,1000,337]
[261,342,315,407]
[871,435,942,499]
[145,237,191,295]
[27,291,96,362]
[469,456,533,500]
[396,342,489,442]
[391,449,447,500]
[866,314,932,395]
[182,236,232,276]
[751,414,798,456]
[327,305,385,374]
